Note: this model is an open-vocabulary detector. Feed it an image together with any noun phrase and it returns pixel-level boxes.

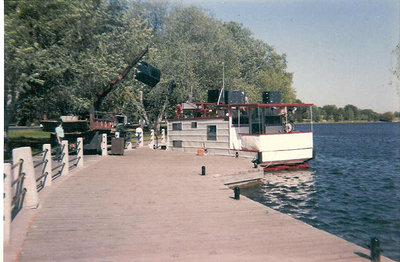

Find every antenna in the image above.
[217,62,224,105]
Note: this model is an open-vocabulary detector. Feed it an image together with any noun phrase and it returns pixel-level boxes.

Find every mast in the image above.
[217,62,225,105]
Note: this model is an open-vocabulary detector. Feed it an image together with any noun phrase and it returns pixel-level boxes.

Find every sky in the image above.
[177,0,399,113]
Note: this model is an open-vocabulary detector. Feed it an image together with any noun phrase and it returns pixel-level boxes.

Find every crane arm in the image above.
[93,45,149,111]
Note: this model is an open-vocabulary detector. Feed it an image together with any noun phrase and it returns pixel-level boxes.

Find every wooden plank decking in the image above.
[4,148,393,261]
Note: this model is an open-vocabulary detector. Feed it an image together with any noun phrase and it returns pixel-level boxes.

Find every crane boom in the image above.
[93,45,149,111]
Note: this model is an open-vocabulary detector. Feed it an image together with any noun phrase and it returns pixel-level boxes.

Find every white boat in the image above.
[167,92,314,169]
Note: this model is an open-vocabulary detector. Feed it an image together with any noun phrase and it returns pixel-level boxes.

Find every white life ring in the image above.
[284,123,293,133]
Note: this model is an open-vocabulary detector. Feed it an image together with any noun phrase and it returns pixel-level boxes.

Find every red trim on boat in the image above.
[218,103,313,108]
[168,116,228,122]
[263,163,310,172]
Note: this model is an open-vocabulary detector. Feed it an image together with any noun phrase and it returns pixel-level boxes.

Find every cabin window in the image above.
[250,108,262,134]
[265,116,281,126]
[239,109,249,125]
[232,109,239,125]
[172,123,182,131]
[172,140,182,148]
[207,125,217,141]
[191,122,197,128]
[231,108,249,126]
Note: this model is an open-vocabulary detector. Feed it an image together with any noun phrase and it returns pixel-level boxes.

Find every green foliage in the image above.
[257,69,295,103]
[8,129,51,139]
[305,104,384,123]
[380,112,395,122]
[5,0,152,124]
[147,5,296,121]
[10,0,379,128]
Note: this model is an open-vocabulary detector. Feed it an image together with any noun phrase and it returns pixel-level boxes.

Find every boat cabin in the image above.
[167,91,314,168]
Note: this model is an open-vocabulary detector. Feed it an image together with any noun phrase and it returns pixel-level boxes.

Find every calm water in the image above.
[241,123,400,261]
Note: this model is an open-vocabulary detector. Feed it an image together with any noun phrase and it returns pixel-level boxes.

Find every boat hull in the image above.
[239,131,313,166]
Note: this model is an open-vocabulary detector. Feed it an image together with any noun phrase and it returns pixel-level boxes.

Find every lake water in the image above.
[241,122,400,261]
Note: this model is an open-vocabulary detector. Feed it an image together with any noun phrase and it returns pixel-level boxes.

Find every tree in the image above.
[257,69,295,103]
[5,0,152,123]
[143,4,296,129]
[4,0,300,136]
[311,105,322,122]
[322,105,338,121]
[380,112,395,122]
[344,104,360,121]
[392,44,400,102]
[360,109,379,122]
[334,108,345,122]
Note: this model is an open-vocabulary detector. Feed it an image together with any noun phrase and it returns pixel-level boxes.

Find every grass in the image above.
[5,129,52,161]
[8,129,51,139]
[4,129,153,160]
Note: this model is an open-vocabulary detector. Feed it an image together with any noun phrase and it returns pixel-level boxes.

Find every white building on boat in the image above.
[167,91,314,169]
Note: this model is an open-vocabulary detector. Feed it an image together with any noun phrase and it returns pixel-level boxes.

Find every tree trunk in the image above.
[4,88,17,160]
[137,90,169,135]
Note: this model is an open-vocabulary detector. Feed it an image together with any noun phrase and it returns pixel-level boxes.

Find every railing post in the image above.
[12,147,39,209]
[61,140,69,176]
[148,129,155,149]
[43,144,52,187]
[136,128,144,148]
[125,132,132,150]
[101,133,107,156]
[4,163,12,244]
[161,129,166,145]
[77,137,83,167]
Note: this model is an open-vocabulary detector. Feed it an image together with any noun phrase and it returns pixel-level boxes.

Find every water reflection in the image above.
[241,169,317,222]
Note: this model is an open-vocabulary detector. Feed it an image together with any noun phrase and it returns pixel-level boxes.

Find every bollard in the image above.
[201,166,206,176]
[234,186,240,200]
[101,133,107,156]
[136,127,144,147]
[148,129,155,149]
[161,129,166,145]
[61,140,69,176]
[12,147,39,209]
[126,141,132,150]
[43,144,52,187]
[369,237,382,262]
[125,132,132,150]
[77,137,84,167]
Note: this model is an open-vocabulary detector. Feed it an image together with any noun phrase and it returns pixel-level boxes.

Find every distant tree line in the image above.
[294,102,397,123]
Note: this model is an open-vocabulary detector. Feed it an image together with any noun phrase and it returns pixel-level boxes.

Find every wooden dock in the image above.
[4,148,394,261]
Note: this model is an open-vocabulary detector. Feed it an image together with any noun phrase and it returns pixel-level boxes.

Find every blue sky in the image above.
[178,0,399,113]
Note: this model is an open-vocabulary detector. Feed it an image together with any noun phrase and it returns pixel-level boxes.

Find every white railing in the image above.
[3,138,84,244]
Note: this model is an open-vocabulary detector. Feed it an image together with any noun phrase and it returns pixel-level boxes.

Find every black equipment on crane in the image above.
[93,45,161,111]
